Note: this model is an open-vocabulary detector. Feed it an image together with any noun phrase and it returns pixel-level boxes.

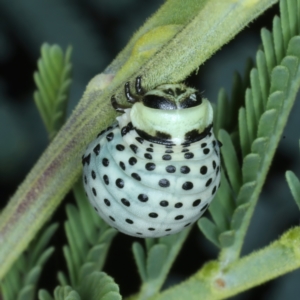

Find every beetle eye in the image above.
[180,92,202,109]
[143,95,177,110]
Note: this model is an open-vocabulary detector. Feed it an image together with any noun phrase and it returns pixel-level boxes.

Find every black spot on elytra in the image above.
[149,212,158,218]
[180,166,190,174]
[203,148,210,155]
[165,149,173,153]
[106,132,114,141]
[102,158,109,167]
[182,181,193,190]
[212,186,217,195]
[200,166,207,175]
[129,157,137,165]
[130,144,138,153]
[121,198,130,207]
[206,178,212,187]
[162,154,172,160]
[103,175,109,185]
[193,199,201,207]
[131,173,141,181]
[138,194,148,202]
[119,161,126,170]
[184,152,194,159]
[144,153,152,160]
[160,200,169,207]
[82,154,91,165]
[104,199,111,206]
[116,144,125,151]
[116,178,124,188]
[93,144,101,156]
[159,179,170,187]
[166,165,176,173]
[212,160,216,169]
[145,163,156,171]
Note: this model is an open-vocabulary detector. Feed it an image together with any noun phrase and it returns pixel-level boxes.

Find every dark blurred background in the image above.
[1,1,300,299]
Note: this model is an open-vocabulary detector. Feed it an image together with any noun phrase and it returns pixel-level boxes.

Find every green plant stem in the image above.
[0,0,278,280]
[147,227,300,300]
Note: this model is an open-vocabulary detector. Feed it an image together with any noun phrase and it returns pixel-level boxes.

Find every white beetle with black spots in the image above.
[82,76,221,238]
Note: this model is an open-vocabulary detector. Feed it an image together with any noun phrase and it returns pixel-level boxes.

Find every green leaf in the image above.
[65,204,87,265]
[238,107,251,157]
[287,36,300,57]
[219,230,235,248]
[249,68,263,123]
[132,242,147,282]
[280,0,291,48]
[59,181,117,288]
[257,109,278,138]
[38,289,54,300]
[0,224,57,300]
[256,50,270,107]
[231,203,250,231]
[219,0,300,264]
[29,223,59,267]
[251,137,269,157]
[270,65,290,93]
[236,182,256,206]
[215,88,229,133]
[79,272,121,300]
[273,16,285,63]
[228,72,244,131]
[86,244,107,270]
[198,217,220,248]
[73,183,99,245]
[18,286,35,300]
[267,91,284,111]
[281,56,299,80]
[53,286,81,300]
[33,43,72,140]
[147,245,169,280]
[286,170,300,210]
[242,153,261,183]
[261,28,276,72]
[219,129,242,195]
[145,238,156,253]
[209,193,230,233]
[245,88,257,143]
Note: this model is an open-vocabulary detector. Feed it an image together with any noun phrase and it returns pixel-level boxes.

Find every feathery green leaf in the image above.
[0,224,58,300]
[33,43,72,140]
